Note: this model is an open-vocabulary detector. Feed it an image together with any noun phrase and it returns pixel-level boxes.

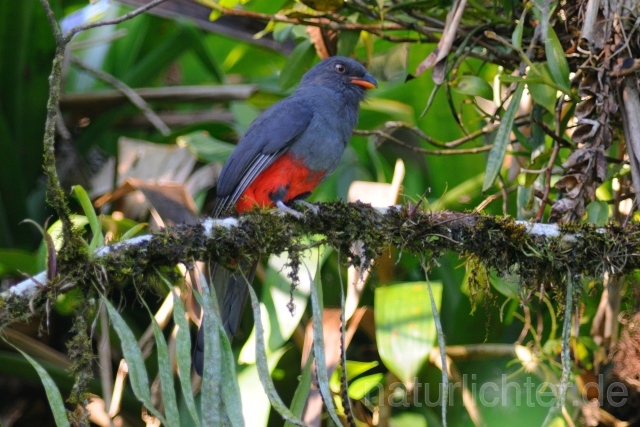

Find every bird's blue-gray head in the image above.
[298,56,377,101]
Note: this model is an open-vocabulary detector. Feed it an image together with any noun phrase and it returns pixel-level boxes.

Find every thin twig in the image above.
[70,55,171,136]
[65,0,170,40]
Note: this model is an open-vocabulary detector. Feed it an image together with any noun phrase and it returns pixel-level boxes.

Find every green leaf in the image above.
[337,30,361,57]
[245,283,305,426]
[586,200,609,226]
[528,63,558,112]
[375,282,442,387]
[219,326,244,427]
[10,345,71,427]
[239,247,319,364]
[0,248,38,276]
[283,353,314,427]
[144,302,180,427]
[199,281,223,426]
[46,215,90,252]
[101,295,167,425]
[489,270,519,299]
[72,185,104,252]
[511,8,526,49]
[278,39,316,90]
[348,373,384,400]
[483,83,524,191]
[344,360,379,380]
[168,287,201,427]
[451,75,493,100]
[308,264,342,426]
[238,348,287,427]
[177,131,236,164]
[544,27,571,93]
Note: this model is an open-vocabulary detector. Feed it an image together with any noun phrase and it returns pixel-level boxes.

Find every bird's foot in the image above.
[274,200,304,219]
[295,200,320,215]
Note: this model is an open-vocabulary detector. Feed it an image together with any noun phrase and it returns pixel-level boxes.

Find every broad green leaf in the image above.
[0,248,38,276]
[279,39,316,90]
[586,200,609,226]
[46,215,89,251]
[344,360,379,380]
[101,295,167,425]
[451,75,493,100]
[10,345,71,427]
[72,185,104,252]
[488,270,519,299]
[483,83,524,191]
[544,27,571,93]
[375,282,442,388]
[348,373,384,400]
[177,131,236,164]
[337,30,361,57]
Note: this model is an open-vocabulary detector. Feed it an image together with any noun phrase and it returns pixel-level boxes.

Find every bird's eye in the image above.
[335,63,346,74]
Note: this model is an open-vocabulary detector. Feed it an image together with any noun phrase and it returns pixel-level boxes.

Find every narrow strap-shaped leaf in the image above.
[284,352,314,427]
[308,271,342,426]
[219,326,244,427]
[246,283,305,426]
[170,289,201,427]
[199,281,223,426]
[9,343,71,427]
[483,83,524,192]
[101,294,167,425]
[143,299,180,427]
[72,185,104,252]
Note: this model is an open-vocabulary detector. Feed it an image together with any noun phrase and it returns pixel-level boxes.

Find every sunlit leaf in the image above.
[72,185,104,252]
[177,131,236,164]
[348,373,384,400]
[375,282,442,388]
[483,83,524,192]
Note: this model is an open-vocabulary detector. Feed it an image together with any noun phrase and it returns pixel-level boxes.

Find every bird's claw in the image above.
[275,201,304,219]
[295,200,320,215]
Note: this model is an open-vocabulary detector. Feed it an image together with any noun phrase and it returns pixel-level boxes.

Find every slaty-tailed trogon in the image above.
[194,56,377,375]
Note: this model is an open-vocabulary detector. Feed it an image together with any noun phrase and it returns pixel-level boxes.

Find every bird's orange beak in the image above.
[350,73,378,90]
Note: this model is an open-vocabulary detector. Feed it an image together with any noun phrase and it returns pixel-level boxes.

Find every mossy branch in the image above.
[2,202,637,328]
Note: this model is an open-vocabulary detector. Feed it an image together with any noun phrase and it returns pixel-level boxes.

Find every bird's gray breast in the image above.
[288,90,359,173]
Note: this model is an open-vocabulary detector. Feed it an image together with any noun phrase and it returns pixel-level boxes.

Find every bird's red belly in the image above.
[236,153,325,213]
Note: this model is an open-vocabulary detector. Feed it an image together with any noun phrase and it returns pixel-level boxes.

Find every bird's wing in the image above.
[212,96,313,217]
